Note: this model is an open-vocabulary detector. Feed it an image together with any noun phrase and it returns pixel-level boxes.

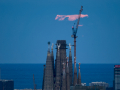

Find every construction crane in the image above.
[33,74,37,90]
[72,6,83,86]
[71,6,83,38]
[71,5,83,62]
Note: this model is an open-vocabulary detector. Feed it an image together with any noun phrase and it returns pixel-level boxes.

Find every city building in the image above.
[89,82,109,88]
[81,83,86,86]
[0,80,14,90]
[113,65,120,90]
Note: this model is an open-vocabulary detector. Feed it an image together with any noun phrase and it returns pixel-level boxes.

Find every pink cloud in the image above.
[55,14,88,21]
[78,25,83,26]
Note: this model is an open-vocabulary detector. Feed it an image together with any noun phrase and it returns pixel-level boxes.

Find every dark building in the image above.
[106,87,114,90]
[0,80,14,90]
[113,65,120,90]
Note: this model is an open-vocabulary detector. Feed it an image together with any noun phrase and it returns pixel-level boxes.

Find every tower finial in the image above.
[69,43,72,51]
[57,43,61,51]
[48,41,50,51]
[51,43,54,51]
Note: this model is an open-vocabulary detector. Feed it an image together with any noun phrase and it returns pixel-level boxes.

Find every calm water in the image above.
[0,64,116,89]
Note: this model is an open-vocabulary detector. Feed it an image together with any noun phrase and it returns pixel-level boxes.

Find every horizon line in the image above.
[0,63,120,64]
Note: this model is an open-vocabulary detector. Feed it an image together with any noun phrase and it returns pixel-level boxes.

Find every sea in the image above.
[0,64,117,89]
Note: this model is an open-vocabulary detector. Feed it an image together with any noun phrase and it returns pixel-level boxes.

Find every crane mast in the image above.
[72,6,83,86]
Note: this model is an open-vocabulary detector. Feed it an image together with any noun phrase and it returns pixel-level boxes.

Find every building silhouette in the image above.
[42,40,106,90]
[0,80,14,90]
[43,46,54,90]
[113,65,120,90]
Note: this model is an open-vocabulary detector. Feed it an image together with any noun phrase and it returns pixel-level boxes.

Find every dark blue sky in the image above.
[0,0,120,63]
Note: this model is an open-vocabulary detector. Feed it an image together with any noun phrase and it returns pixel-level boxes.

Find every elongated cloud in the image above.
[78,25,83,26]
[55,14,88,21]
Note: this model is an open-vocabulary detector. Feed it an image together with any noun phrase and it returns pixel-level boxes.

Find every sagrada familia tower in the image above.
[42,6,106,90]
[42,40,81,90]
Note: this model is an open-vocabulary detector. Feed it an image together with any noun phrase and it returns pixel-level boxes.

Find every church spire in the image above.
[47,41,51,56]
[68,43,73,86]
[51,43,54,88]
[66,57,70,90]
[54,43,61,90]
[43,42,54,90]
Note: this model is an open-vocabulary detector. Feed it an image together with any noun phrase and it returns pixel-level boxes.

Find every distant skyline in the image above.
[0,0,120,63]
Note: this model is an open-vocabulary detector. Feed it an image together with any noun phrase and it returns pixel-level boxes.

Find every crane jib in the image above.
[76,6,83,29]
[72,6,83,37]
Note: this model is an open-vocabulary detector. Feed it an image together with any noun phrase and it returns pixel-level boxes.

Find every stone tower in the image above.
[66,57,70,90]
[55,40,67,89]
[61,63,66,90]
[57,40,67,75]
[68,43,73,86]
[43,43,54,90]
[54,43,61,90]
[51,43,55,84]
